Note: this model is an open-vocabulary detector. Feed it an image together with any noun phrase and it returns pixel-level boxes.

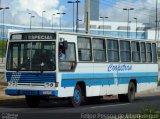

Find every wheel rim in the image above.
[73,89,81,104]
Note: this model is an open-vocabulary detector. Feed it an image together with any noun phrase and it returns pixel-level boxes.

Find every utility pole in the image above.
[155,0,158,41]
[85,0,90,34]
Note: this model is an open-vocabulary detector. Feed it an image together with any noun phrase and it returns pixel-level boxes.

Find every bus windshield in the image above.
[7,41,56,71]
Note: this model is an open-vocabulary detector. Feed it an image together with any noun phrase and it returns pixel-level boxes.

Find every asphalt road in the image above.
[0,93,160,119]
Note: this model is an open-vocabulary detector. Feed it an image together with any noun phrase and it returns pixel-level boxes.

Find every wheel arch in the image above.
[76,81,86,97]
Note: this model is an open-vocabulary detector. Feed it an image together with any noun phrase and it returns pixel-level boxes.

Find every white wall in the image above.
[146,29,157,41]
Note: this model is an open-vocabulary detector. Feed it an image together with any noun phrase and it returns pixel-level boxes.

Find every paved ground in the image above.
[0,88,160,119]
[0,94,160,119]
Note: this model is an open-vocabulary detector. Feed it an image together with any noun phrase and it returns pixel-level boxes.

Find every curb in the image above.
[136,86,160,95]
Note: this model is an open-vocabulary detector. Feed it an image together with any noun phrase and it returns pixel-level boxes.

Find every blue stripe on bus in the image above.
[61,72,158,87]
[62,72,158,79]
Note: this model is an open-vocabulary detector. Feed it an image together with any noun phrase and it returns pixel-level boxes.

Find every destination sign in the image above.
[11,33,56,40]
[26,34,55,40]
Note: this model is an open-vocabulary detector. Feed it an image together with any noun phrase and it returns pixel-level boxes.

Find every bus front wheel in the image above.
[25,96,40,108]
[69,85,82,107]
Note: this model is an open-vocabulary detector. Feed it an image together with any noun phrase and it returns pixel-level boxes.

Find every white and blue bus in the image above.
[5,31,158,107]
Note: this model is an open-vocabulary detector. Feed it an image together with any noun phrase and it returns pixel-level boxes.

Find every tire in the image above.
[25,96,40,108]
[69,85,82,107]
[127,82,136,102]
[118,82,136,102]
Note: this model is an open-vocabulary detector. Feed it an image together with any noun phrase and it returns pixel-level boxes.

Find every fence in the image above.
[0,40,7,62]
[0,60,5,72]
[0,60,6,87]
[0,39,7,62]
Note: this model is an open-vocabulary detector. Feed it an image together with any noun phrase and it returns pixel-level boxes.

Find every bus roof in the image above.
[9,30,156,43]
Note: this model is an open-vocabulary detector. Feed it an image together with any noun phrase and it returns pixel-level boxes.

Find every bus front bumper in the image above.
[5,89,58,96]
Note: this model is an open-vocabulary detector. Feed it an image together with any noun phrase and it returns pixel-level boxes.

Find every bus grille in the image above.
[6,72,56,83]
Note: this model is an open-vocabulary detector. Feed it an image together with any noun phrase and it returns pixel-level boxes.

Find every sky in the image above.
[1,0,160,28]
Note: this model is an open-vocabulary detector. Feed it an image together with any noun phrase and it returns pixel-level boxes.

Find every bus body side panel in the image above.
[57,63,158,97]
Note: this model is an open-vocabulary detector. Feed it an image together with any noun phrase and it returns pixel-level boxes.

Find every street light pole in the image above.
[57,12,66,31]
[100,16,108,35]
[52,14,55,30]
[30,16,35,30]
[134,17,137,39]
[123,8,134,38]
[76,0,80,32]
[68,1,75,32]
[28,13,32,30]
[42,11,46,30]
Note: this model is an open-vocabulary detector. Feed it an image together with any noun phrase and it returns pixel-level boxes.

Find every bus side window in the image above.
[152,43,157,63]
[92,38,106,62]
[140,42,146,62]
[131,41,140,62]
[77,37,92,61]
[120,41,131,62]
[146,43,152,62]
[59,43,76,71]
[107,39,119,62]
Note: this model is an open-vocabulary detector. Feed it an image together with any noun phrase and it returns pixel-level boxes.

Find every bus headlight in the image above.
[8,82,17,86]
[45,83,50,87]
[50,83,53,87]
[12,82,16,86]
[45,83,54,88]
[8,82,12,86]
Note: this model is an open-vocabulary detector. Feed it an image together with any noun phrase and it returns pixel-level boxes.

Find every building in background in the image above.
[0,20,155,40]
[1,0,157,41]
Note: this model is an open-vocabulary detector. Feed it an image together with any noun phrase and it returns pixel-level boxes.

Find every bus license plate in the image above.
[43,90,52,95]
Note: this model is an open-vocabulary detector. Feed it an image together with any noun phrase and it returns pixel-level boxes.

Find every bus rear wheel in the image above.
[127,82,136,102]
[69,85,82,107]
[118,82,136,102]
[25,96,40,108]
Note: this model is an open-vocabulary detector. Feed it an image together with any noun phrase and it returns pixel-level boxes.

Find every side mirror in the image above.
[63,40,68,50]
